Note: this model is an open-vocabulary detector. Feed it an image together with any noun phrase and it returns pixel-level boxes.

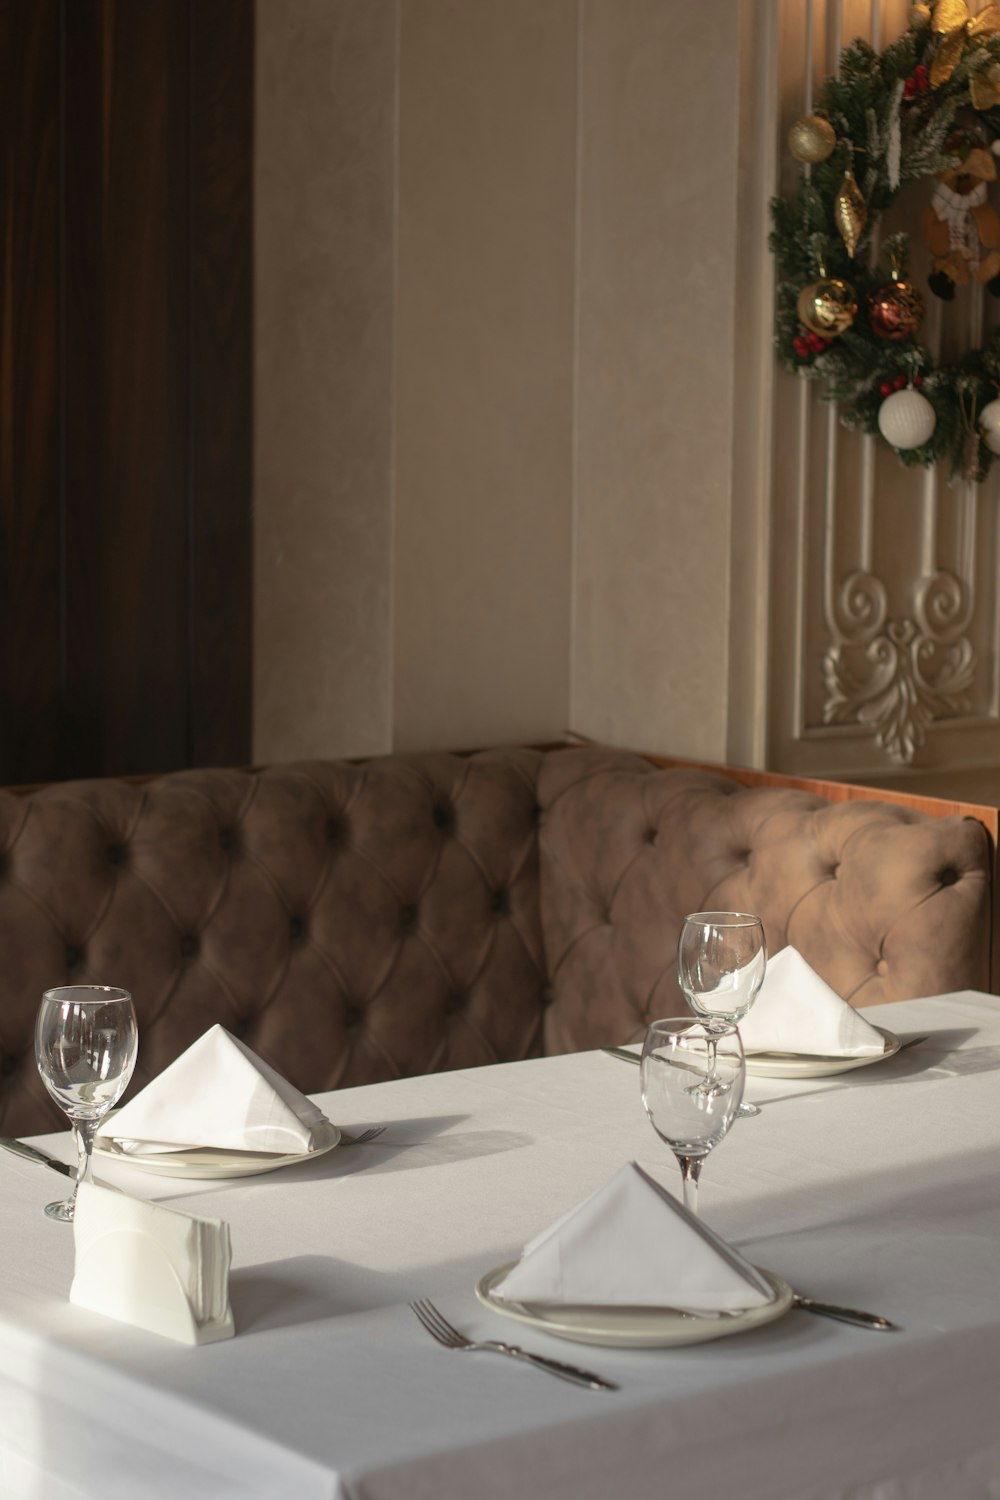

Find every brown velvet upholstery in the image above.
[0,744,992,1135]
[538,747,993,1055]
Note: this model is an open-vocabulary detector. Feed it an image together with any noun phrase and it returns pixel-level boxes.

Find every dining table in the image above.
[1,989,999,1500]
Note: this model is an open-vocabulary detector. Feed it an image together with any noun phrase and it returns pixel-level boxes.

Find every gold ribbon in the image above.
[931,0,1000,89]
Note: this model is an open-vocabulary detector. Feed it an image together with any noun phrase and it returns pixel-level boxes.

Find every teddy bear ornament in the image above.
[922,134,1000,300]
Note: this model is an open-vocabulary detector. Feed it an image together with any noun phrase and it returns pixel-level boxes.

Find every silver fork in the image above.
[340,1125,386,1146]
[408,1298,618,1391]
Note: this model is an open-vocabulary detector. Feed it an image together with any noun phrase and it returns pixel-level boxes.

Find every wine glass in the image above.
[34,985,138,1222]
[677,911,766,1117]
[640,1017,745,1215]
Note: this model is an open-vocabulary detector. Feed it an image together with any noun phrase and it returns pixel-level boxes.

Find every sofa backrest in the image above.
[537,747,994,1055]
[0,744,993,1135]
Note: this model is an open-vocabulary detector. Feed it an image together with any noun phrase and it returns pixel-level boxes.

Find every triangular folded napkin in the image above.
[494,1162,773,1311]
[737,947,885,1058]
[96,1024,336,1155]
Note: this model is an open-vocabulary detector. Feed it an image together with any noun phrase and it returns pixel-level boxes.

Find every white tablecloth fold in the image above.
[95,1023,336,1154]
[738,946,885,1056]
[493,1160,773,1310]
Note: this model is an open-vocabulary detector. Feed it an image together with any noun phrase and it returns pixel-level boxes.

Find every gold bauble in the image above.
[796,277,858,336]
[867,277,925,341]
[788,115,837,164]
[834,170,867,259]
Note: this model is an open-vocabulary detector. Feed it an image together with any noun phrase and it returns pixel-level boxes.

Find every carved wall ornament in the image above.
[823,570,975,764]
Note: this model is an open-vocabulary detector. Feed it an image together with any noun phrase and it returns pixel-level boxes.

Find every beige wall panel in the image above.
[392,0,577,752]
[573,0,742,760]
[254,0,397,763]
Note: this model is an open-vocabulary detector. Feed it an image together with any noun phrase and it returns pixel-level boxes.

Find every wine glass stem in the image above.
[73,1120,96,1202]
[678,1155,703,1215]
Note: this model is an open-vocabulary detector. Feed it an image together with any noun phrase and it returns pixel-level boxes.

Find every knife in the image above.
[601,1036,928,1067]
[0,1137,75,1177]
[792,1293,897,1331]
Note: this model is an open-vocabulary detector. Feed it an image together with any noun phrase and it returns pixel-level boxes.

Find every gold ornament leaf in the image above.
[930,0,1000,86]
[970,59,1000,109]
[967,4,1000,38]
[834,170,867,258]
[932,0,970,33]
[932,28,968,85]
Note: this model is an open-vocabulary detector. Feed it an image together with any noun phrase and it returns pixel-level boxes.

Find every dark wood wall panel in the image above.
[0,0,63,783]
[1,0,252,785]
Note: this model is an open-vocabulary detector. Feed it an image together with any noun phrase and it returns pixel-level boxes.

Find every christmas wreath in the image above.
[770,0,1000,482]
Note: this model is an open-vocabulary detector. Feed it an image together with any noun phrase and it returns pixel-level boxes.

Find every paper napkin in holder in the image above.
[96,1023,337,1155]
[737,946,885,1057]
[71,1182,234,1345]
[494,1162,773,1311]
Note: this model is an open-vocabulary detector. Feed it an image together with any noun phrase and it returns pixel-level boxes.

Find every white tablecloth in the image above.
[2,991,1000,1500]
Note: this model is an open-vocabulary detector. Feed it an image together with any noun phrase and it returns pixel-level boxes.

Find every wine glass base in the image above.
[737,1101,761,1118]
[44,1198,76,1222]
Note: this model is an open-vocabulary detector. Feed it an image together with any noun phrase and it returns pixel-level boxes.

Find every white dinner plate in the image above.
[94,1119,342,1179]
[744,1025,900,1079]
[475,1262,793,1348]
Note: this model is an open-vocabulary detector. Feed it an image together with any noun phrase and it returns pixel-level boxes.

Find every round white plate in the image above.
[475,1262,792,1348]
[94,1121,341,1179]
[744,1025,900,1079]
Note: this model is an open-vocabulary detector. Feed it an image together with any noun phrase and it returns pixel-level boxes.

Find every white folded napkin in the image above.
[494,1161,773,1311]
[96,1024,336,1155]
[71,1181,233,1344]
[737,946,885,1057]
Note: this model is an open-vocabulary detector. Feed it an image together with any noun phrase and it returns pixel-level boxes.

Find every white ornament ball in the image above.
[877,388,936,450]
[979,398,1000,455]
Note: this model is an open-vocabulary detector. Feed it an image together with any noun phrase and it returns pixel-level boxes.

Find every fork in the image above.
[340,1125,386,1146]
[408,1298,618,1390]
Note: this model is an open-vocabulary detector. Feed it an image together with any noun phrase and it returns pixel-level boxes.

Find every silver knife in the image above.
[792,1293,897,1331]
[0,1137,75,1177]
[601,1036,928,1067]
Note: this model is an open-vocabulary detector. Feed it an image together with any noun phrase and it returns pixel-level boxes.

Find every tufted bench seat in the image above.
[0,743,995,1135]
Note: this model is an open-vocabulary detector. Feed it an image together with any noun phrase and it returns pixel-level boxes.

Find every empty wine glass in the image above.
[678,911,766,1117]
[34,986,138,1221]
[640,1017,745,1215]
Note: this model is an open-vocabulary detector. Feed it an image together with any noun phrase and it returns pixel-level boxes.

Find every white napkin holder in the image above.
[70,1183,234,1346]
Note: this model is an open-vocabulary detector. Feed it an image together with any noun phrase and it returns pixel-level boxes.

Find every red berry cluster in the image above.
[792,329,832,360]
[902,64,930,103]
[879,373,924,396]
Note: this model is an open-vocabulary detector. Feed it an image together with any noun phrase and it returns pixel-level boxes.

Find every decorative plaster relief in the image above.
[823,570,975,764]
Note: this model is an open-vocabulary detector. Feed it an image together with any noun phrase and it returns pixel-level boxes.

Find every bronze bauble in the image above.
[867,278,925,341]
[787,115,836,164]
[796,277,858,336]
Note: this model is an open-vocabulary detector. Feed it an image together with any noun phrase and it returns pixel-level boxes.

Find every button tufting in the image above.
[218,828,238,855]
[107,844,127,867]
[829,862,840,878]
[399,904,418,932]
[445,991,466,1015]
[644,828,657,846]
[876,958,889,977]
[0,852,7,877]
[65,945,84,969]
[1,1054,18,1079]
[432,803,455,834]
[326,816,345,845]
[540,983,555,1008]
[289,916,308,944]
[490,890,509,916]
[344,1003,363,1032]
[938,867,959,887]
[531,803,543,826]
[179,933,199,959]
